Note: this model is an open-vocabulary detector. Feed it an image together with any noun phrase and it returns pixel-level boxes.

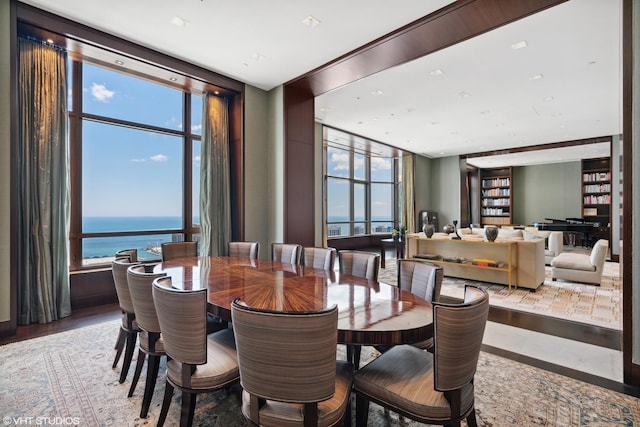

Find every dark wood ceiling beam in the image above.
[286,0,568,96]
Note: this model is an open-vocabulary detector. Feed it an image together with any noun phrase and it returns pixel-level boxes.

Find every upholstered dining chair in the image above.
[338,250,380,281]
[115,248,138,262]
[271,243,303,264]
[354,285,489,427]
[228,241,260,259]
[338,250,381,369]
[152,278,239,427]
[160,241,198,261]
[375,259,443,354]
[111,258,141,383]
[303,246,337,270]
[231,298,354,427]
[126,265,167,418]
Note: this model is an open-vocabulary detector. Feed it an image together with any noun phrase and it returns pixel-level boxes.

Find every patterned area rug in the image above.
[0,320,638,426]
[378,261,622,330]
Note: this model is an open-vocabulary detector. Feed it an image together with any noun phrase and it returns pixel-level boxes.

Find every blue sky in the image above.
[80,63,201,217]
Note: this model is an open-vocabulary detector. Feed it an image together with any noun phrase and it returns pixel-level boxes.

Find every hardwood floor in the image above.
[0,303,121,346]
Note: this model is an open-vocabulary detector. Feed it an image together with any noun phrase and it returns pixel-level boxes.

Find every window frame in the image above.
[323,127,403,239]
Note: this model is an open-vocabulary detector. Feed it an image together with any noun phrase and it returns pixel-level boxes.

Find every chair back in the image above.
[127,265,166,333]
[228,241,260,259]
[338,250,380,281]
[152,278,208,365]
[231,299,338,403]
[112,258,140,314]
[161,241,197,261]
[303,247,337,270]
[397,260,443,303]
[271,243,303,264]
[115,248,138,262]
[433,285,489,392]
[590,239,609,269]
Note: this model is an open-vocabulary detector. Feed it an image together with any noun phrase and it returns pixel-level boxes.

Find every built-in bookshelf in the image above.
[582,157,611,245]
[480,167,512,226]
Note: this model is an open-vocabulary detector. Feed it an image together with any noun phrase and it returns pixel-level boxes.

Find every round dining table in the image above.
[153,256,433,346]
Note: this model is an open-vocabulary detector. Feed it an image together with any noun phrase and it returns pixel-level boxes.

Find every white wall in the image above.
[0,0,11,323]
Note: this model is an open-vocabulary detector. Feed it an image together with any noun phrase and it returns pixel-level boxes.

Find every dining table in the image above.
[153,256,433,347]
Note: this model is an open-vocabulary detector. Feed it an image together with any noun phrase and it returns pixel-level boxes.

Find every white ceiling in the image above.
[19,0,622,167]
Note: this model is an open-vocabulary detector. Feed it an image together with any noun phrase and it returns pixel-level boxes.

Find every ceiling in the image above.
[19,0,622,167]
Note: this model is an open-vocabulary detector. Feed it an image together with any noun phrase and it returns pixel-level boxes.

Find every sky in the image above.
[79,62,201,218]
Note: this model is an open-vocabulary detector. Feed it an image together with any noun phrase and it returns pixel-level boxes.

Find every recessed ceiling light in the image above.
[171,16,190,27]
[588,61,598,66]
[430,69,443,76]
[544,96,554,101]
[407,108,416,113]
[529,74,544,81]
[302,15,320,27]
[320,107,329,112]
[115,60,124,65]
[169,77,178,82]
[251,52,266,61]
[46,38,54,44]
[511,40,528,50]
[459,91,471,98]
[371,89,383,96]
[480,110,490,115]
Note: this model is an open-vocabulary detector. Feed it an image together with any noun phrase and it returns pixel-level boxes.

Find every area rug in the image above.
[1,320,639,426]
[378,261,622,330]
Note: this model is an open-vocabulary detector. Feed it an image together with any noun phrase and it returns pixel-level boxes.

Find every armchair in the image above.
[551,239,608,285]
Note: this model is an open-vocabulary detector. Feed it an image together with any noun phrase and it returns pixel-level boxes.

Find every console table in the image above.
[406,235,519,291]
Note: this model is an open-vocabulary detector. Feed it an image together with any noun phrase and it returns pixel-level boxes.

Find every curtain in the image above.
[17,38,71,324]
[401,153,416,233]
[199,94,231,256]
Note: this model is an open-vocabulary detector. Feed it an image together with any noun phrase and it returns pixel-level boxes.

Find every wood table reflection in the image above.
[154,256,433,346]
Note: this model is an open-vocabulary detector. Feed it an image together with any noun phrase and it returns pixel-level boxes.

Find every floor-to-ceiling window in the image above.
[69,61,203,268]
[324,127,403,238]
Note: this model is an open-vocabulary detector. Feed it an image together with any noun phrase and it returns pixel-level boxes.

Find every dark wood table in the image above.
[380,238,405,268]
[154,256,432,346]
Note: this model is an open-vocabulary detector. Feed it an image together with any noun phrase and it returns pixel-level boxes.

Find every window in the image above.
[324,127,403,238]
[70,62,202,268]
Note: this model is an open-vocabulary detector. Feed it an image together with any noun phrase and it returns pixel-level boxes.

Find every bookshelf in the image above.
[582,157,611,245]
[480,167,512,226]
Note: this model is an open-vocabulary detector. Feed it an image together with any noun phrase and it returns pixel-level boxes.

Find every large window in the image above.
[70,62,202,268]
[324,127,403,238]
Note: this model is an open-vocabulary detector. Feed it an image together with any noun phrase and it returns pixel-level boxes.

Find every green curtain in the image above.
[17,38,71,324]
[401,153,416,233]
[199,94,231,256]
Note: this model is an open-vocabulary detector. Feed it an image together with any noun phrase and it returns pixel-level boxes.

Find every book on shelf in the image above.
[472,258,504,267]
[414,253,441,260]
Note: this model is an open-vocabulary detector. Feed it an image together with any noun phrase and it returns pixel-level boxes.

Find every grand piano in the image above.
[533,218,606,247]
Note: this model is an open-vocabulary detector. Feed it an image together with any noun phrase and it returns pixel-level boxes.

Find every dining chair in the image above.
[303,246,337,270]
[338,250,380,281]
[152,278,239,427]
[126,265,167,418]
[228,241,260,259]
[354,285,489,427]
[115,248,138,262]
[111,258,141,383]
[390,259,443,352]
[160,241,198,261]
[231,298,354,427]
[271,243,303,264]
[338,250,381,369]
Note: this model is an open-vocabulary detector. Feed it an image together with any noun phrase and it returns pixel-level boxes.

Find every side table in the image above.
[380,238,405,268]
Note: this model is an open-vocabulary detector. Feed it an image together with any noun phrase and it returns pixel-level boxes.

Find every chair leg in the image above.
[466,408,478,427]
[119,330,137,384]
[157,381,174,427]
[180,392,197,427]
[112,327,126,368]
[355,393,370,427]
[346,345,362,370]
[140,354,161,418]
[128,349,146,397]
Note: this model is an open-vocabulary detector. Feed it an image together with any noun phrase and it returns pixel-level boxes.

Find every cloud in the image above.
[150,154,168,162]
[330,152,350,171]
[193,155,201,163]
[91,82,115,102]
[192,124,202,132]
[371,157,392,172]
[130,158,147,163]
